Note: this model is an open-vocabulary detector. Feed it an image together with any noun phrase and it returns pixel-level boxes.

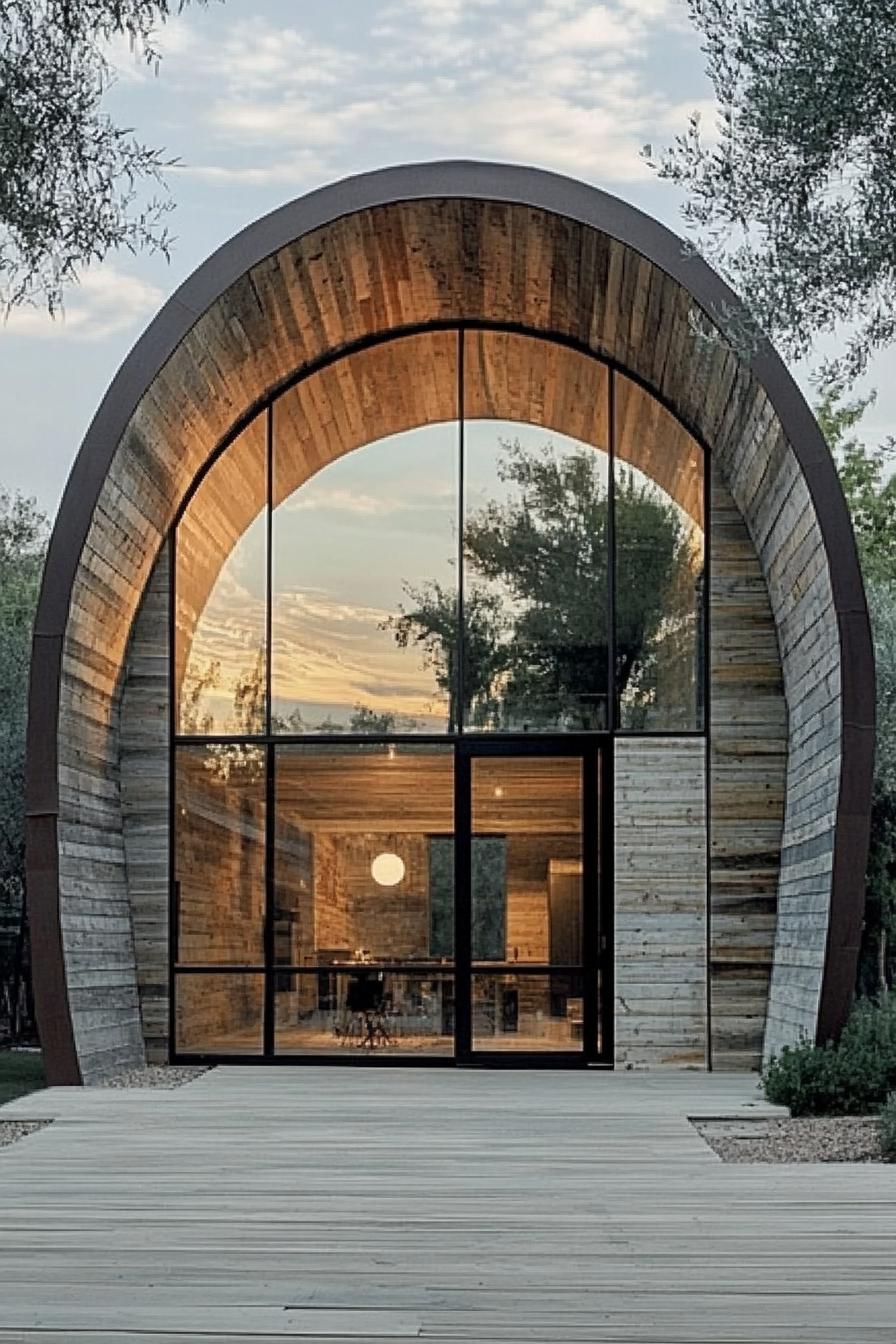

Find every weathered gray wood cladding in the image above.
[52,199,848,1077]
[120,545,170,1065]
[614,738,707,1069]
[709,466,787,1069]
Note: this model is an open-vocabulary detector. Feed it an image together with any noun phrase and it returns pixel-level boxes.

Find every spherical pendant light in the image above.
[371,852,405,886]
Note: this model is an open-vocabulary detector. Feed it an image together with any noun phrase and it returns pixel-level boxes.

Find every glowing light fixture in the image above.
[371,852,405,886]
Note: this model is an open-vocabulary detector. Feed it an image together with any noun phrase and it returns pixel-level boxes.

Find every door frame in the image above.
[170,733,614,1068]
[453,734,613,1068]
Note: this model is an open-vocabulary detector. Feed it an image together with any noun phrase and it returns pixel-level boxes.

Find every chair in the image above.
[338,972,395,1049]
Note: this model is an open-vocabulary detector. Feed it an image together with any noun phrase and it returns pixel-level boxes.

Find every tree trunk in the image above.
[10,884,25,1043]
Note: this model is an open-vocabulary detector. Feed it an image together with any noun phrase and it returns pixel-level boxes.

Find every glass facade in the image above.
[176,417,268,736]
[271,332,459,734]
[614,375,705,731]
[463,331,611,731]
[170,325,705,1062]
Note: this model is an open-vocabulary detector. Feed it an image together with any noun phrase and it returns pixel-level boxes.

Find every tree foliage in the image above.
[0,491,47,1041]
[817,384,896,995]
[648,0,896,379]
[816,382,896,588]
[0,1,211,312]
[385,441,694,731]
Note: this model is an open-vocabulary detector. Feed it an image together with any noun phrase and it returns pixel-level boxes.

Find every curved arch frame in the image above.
[27,161,875,1084]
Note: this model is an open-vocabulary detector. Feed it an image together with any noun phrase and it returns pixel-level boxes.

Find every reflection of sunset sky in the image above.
[181,416,697,730]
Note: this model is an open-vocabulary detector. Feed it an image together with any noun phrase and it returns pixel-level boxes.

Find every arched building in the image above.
[26,162,875,1083]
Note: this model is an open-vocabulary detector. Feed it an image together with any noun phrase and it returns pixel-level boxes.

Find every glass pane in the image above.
[472,972,584,1052]
[471,757,582,965]
[176,416,268,735]
[272,332,458,734]
[175,744,266,965]
[175,973,264,1055]
[274,970,454,1056]
[274,744,454,966]
[614,375,705,730]
[463,331,610,731]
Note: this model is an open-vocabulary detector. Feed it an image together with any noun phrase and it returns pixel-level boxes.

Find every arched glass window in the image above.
[173,330,705,739]
[462,330,611,731]
[271,332,459,734]
[614,374,705,731]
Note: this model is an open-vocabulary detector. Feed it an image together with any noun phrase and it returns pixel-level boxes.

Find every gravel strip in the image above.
[0,1120,51,1150]
[96,1065,210,1090]
[694,1115,884,1163]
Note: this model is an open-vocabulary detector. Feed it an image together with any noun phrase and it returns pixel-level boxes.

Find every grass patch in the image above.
[0,1049,45,1107]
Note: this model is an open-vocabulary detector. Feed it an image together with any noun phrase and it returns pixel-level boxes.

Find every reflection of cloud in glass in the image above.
[273,423,457,728]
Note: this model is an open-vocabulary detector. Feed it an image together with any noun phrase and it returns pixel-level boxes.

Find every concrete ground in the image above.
[0,1066,893,1342]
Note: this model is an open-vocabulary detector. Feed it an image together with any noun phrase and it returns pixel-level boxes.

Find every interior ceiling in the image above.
[270,752,581,835]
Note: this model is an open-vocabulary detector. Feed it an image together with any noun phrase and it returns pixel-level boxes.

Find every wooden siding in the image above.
[614,738,707,1069]
[709,465,787,1069]
[120,545,169,1065]
[58,199,839,1077]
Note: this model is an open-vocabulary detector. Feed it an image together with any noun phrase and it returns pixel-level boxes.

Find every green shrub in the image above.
[880,1094,896,1162]
[762,995,896,1116]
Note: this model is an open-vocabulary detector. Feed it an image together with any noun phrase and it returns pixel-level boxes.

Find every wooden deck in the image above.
[1,1067,893,1342]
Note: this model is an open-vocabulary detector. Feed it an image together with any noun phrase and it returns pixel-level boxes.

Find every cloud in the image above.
[287,487,396,517]
[2,266,165,342]
[145,0,706,190]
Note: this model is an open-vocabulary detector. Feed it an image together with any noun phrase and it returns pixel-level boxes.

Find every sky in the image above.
[1,0,891,518]
[5,0,816,726]
[5,0,893,518]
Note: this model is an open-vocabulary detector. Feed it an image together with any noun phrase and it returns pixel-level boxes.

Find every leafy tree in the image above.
[385,441,694,731]
[179,658,220,735]
[816,383,896,586]
[0,491,47,1041]
[816,385,896,994]
[1,1,212,312]
[347,705,420,735]
[648,0,896,379]
[383,582,509,731]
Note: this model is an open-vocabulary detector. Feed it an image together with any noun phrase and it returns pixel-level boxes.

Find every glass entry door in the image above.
[454,740,611,1065]
[173,736,611,1065]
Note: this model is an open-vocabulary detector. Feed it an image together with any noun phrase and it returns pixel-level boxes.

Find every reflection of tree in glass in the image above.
[386,441,698,730]
[382,583,509,732]
[615,468,702,729]
[232,649,266,735]
[270,703,420,734]
[179,659,221,735]
[180,648,266,737]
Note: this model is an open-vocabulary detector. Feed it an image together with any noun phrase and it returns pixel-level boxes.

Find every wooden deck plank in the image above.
[0,1068,892,1341]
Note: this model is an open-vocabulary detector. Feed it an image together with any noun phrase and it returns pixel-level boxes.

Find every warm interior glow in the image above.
[371,852,406,886]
